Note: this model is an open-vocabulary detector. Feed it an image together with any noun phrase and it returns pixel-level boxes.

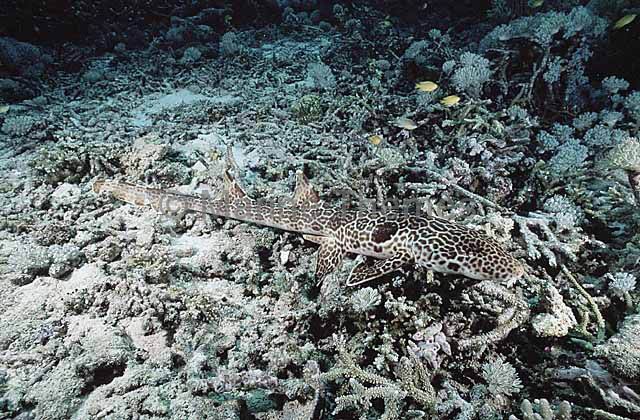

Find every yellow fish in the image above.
[393,117,418,130]
[368,134,383,145]
[529,0,544,8]
[613,14,636,30]
[440,95,461,106]
[415,81,438,92]
[0,105,9,113]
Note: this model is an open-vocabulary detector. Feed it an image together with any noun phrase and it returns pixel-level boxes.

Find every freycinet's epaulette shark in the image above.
[93,170,525,286]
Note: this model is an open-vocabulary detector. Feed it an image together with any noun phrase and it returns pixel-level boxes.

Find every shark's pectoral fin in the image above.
[302,234,324,244]
[314,237,345,282]
[292,170,321,207]
[346,252,413,287]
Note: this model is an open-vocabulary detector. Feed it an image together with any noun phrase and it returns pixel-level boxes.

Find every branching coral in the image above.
[480,7,607,50]
[606,272,636,312]
[512,213,580,266]
[306,62,336,91]
[458,280,530,350]
[321,337,436,419]
[1,115,38,138]
[480,6,608,110]
[607,137,640,205]
[448,52,493,99]
[30,140,121,184]
[551,360,640,419]
[349,287,382,314]
[561,266,605,341]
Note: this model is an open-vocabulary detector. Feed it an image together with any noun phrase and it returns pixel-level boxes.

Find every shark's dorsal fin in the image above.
[292,170,320,207]
[222,169,248,201]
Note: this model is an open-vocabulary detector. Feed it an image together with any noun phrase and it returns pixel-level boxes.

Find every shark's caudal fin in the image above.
[92,178,196,213]
[93,178,153,207]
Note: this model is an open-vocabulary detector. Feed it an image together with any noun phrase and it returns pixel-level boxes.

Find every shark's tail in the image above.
[93,178,207,214]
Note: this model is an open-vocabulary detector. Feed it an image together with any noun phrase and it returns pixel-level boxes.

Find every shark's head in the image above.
[413,218,525,283]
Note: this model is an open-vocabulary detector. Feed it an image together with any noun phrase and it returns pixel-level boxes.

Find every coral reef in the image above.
[1,1,640,419]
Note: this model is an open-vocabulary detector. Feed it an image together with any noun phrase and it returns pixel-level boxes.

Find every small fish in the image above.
[0,105,9,114]
[529,0,544,8]
[415,81,438,92]
[393,117,418,130]
[368,134,383,145]
[613,14,636,30]
[440,95,461,106]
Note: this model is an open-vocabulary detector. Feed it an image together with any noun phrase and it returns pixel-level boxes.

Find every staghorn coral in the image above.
[322,336,436,420]
[479,6,609,111]
[624,92,640,125]
[542,195,584,232]
[458,281,531,350]
[583,125,627,148]
[607,272,637,294]
[551,360,640,419]
[573,112,599,131]
[546,140,589,176]
[512,212,582,267]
